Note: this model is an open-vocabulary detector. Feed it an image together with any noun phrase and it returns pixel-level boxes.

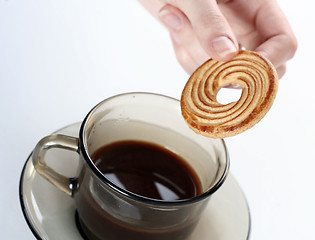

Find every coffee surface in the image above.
[91,140,202,201]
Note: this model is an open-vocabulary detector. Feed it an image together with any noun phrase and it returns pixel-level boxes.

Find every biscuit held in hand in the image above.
[180,50,278,138]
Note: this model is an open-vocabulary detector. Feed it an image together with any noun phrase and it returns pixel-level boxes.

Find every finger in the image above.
[256,34,297,70]
[137,0,165,19]
[170,33,200,74]
[217,0,231,3]
[159,4,209,67]
[276,63,286,79]
[180,0,239,61]
[254,1,297,69]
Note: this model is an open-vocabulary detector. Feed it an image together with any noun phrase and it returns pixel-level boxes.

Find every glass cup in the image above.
[32,92,230,240]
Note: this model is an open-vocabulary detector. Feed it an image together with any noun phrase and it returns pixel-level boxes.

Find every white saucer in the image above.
[19,123,251,240]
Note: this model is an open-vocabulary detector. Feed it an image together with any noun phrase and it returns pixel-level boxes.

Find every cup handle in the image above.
[32,134,80,197]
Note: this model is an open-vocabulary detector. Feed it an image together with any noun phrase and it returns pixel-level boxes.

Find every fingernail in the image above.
[212,36,237,58]
[159,10,182,31]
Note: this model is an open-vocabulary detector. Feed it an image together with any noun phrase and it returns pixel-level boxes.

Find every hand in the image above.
[138,0,297,78]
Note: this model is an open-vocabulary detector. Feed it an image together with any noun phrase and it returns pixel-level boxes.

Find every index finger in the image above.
[176,0,239,61]
[254,0,297,68]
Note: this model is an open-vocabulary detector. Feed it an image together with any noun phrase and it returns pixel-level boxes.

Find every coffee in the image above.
[91,140,202,200]
[75,140,203,240]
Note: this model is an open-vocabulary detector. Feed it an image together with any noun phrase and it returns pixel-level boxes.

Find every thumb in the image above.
[183,0,238,61]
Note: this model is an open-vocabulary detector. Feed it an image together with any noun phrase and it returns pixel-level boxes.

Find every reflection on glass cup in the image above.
[32,93,230,240]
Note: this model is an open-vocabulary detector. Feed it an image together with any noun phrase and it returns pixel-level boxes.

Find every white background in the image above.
[0,0,314,239]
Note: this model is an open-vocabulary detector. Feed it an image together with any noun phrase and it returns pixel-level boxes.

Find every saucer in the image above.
[19,122,251,240]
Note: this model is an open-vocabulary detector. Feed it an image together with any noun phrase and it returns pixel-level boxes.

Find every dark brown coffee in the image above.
[75,140,203,240]
[91,140,202,200]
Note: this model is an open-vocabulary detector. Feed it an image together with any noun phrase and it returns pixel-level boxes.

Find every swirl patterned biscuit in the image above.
[181,50,278,138]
